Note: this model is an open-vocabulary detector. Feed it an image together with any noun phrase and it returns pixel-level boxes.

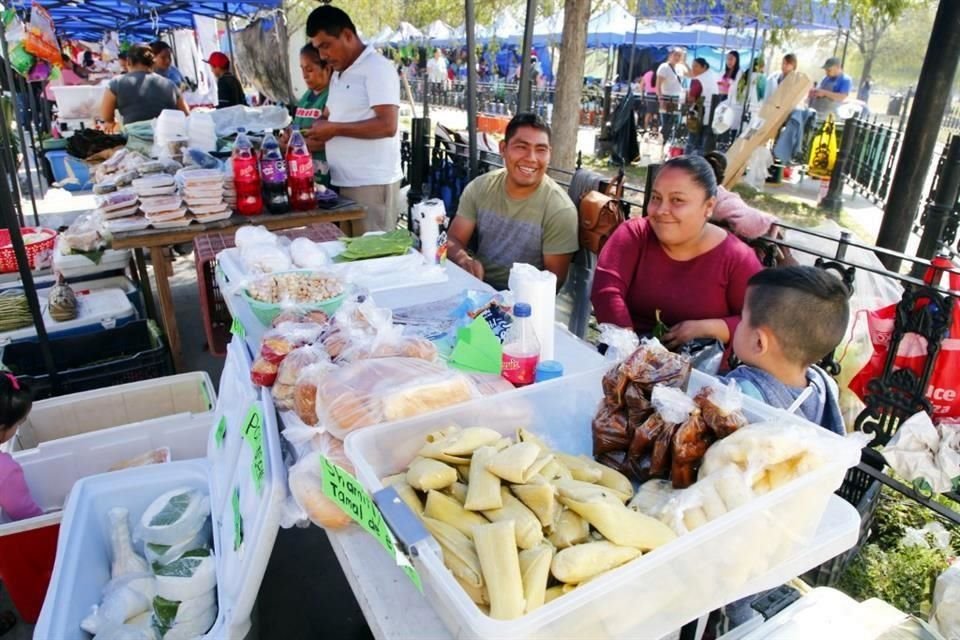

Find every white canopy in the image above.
[533,10,564,37]
[391,21,423,42]
[424,19,455,40]
[370,26,395,45]
[489,9,523,39]
[588,2,634,38]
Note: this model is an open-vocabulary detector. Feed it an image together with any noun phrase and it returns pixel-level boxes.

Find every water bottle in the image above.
[501,303,540,387]
[232,128,263,216]
[259,132,290,215]
[287,128,315,211]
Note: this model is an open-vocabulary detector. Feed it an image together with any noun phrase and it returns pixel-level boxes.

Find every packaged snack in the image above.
[293,362,336,426]
[251,357,279,387]
[620,339,691,392]
[272,344,329,410]
[271,308,331,328]
[139,194,183,214]
[592,405,631,456]
[694,382,748,438]
[95,188,139,210]
[259,322,326,364]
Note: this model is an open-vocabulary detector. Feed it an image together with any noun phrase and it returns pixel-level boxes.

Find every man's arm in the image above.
[543,253,574,290]
[446,216,483,280]
[307,104,398,143]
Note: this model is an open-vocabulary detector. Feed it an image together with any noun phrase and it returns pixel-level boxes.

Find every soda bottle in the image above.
[259,132,290,215]
[232,127,263,216]
[501,302,540,387]
[287,128,315,211]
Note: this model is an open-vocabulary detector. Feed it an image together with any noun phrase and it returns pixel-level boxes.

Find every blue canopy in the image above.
[10,0,281,41]
[636,0,851,31]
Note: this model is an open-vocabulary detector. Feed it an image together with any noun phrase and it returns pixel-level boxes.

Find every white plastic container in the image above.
[345,369,862,640]
[50,85,108,119]
[36,336,286,640]
[54,235,132,279]
[187,111,218,152]
[0,287,136,346]
[8,371,214,451]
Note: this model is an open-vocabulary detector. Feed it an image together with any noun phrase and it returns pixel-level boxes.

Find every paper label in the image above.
[232,487,243,551]
[241,404,265,493]
[319,455,422,591]
[215,415,227,447]
[230,316,245,338]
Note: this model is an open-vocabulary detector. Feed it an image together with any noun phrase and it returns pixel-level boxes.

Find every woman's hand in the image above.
[662,319,729,349]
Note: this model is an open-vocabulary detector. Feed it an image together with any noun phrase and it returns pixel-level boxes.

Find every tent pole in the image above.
[0,89,26,227]
[739,20,761,132]
[517,0,536,113]
[224,6,240,86]
[840,29,850,68]
[626,8,639,85]
[465,0,479,178]
[0,29,41,227]
[24,79,46,200]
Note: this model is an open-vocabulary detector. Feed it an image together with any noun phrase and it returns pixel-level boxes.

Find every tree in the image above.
[551,0,592,171]
[846,0,928,94]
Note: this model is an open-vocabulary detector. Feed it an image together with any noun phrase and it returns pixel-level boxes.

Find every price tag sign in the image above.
[230,316,245,338]
[241,404,265,493]
[319,455,422,591]
[214,416,227,448]
[232,487,244,551]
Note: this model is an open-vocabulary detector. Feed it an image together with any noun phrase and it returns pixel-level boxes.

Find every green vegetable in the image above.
[149,491,192,527]
[837,542,948,617]
[336,229,414,262]
[652,309,668,340]
[153,596,180,631]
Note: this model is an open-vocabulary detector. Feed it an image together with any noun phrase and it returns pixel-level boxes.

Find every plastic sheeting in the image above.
[229,15,293,105]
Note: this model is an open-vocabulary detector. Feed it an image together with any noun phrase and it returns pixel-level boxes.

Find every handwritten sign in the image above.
[230,316,245,338]
[215,416,227,448]
[241,404,265,493]
[232,487,244,551]
[319,455,422,591]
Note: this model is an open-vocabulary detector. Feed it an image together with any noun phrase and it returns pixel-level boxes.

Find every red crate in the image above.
[194,223,344,356]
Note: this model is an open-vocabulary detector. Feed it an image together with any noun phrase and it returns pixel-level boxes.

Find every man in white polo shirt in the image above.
[305,6,402,232]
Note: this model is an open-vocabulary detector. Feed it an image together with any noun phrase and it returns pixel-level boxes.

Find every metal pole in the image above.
[0,146,58,394]
[820,117,858,214]
[739,20,761,132]
[0,91,26,226]
[517,0,537,113]
[24,79,46,199]
[626,11,640,86]
[840,30,850,68]
[912,135,960,271]
[877,0,960,268]
[0,28,41,226]
[466,0,479,178]
[223,6,240,86]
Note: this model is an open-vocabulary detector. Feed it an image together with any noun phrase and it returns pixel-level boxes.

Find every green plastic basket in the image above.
[241,283,346,326]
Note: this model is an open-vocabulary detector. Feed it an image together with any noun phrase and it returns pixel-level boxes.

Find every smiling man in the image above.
[305,6,402,231]
[446,113,579,291]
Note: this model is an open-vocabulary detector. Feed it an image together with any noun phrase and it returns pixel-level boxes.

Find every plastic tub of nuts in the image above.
[240,270,346,325]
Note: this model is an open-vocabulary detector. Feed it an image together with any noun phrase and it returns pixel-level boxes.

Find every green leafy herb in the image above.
[149,492,192,527]
[153,596,180,631]
[336,229,414,262]
[652,309,669,339]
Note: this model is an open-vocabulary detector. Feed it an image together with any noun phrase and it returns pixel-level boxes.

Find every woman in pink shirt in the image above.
[0,374,42,523]
[591,155,762,350]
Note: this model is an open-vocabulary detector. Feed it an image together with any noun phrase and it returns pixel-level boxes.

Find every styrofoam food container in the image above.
[145,208,188,222]
[37,337,285,640]
[345,369,862,640]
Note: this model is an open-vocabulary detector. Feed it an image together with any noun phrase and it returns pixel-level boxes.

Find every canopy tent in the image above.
[7,0,282,41]
[487,9,524,44]
[587,2,633,47]
[370,26,395,45]
[635,0,851,31]
[390,21,423,43]
[424,19,454,40]
[533,10,563,41]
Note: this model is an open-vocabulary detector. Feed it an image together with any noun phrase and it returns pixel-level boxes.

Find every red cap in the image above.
[205,52,230,69]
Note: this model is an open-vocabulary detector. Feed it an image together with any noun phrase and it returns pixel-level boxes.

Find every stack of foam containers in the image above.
[187,112,218,153]
[36,337,285,640]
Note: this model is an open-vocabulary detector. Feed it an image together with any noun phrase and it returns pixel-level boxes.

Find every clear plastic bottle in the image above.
[287,128,315,211]
[259,132,290,214]
[501,302,540,387]
[232,128,263,216]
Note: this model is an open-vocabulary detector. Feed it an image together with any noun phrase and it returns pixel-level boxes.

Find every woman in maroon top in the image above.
[591,155,762,349]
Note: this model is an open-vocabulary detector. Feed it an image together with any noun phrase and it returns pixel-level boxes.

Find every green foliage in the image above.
[837,542,949,617]
[871,485,960,552]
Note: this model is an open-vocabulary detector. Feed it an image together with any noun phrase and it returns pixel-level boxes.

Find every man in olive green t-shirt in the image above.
[447,113,579,291]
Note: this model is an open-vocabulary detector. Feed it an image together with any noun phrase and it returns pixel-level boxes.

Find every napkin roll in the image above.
[508,263,556,361]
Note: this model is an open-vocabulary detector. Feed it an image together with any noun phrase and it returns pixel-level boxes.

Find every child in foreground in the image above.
[726,265,849,435]
[0,373,42,523]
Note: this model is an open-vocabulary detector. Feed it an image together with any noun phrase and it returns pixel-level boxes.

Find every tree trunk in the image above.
[860,51,876,94]
[550,0,591,172]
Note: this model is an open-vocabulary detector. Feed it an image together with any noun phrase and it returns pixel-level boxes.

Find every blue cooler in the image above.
[45,150,93,192]
[0,287,137,347]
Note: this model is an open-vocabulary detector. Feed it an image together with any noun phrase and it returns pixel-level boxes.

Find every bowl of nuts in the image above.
[241,270,346,325]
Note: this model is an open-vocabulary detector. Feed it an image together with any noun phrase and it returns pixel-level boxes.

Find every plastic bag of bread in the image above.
[271,308,332,328]
[317,357,479,438]
[694,381,747,438]
[288,433,354,530]
[293,361,337,426]
[658,465,755,535]
[251,357,279,387]
[338,322,438,363]
[320,298,393,361]
[260,322,327,364]
[621,339,691,392]
[273,344,330,411]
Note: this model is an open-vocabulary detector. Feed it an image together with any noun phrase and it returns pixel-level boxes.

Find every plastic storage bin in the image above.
[345,369,862,640]
[0,411,214,622]
[45,149,93,191]
[7,371,214,451]
[50,85,108,119]
[0,287,137,346]
[53,235,132,279]
[2,319,173,399]
[36,336,286,640]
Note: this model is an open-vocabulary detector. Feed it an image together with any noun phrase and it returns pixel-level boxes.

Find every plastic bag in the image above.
[337,323,438,363]
[62,212,108,252]
[651,385,696,425]
[209,105,292,137]
[24,3,60,65]
[882,412,960,494]
[659,464,755,535]
[259,322,327,364]
[272,344,329,410]
[9,42,34,76]
[743,146,773,191]
[694,381,748,438]
[135,488,211,546]
[621,339,691,392]
[931,560,960,638]
[901,522,953,552]
[317,357,479,438]
[592,404,631,456]
[287,433,354,530]
[289,238,331,270]
[292,361,337,427]
[598,323,640,363]
[235,225,278,250]
[321,298,394,362]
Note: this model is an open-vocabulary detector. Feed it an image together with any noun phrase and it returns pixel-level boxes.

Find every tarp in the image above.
[635,0,851,31]
[229,15,292,104]
[15,0,282,41]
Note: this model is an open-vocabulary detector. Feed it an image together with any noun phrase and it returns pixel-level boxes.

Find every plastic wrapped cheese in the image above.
[154,549,217,601]
[152,589,217,635]
[136,488,211,546]
[144,519,211,567]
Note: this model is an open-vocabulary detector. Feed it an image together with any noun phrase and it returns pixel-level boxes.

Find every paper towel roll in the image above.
[508,263,556,361]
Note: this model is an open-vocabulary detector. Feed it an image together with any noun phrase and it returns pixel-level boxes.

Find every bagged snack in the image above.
[62,212,108,252]
[288,433,354,530]
[621,339,691,392]
[271,308,331,328]
[339,325,439,363]
[592,405,631,456]
[601,364,630,409]
[598,323,640,362]
[272,344,329,410]
[317,357,479,437]
[293,362,337,426]
[624,384,653,430]
[259,322,327,364]
[250,357,278,387]
[670,410,712,488]
[694,381,748,438]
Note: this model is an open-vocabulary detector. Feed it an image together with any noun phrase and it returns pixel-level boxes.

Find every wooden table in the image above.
[110,202,366,371]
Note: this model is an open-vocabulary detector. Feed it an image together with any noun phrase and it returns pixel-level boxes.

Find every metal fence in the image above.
[840,116,905,206]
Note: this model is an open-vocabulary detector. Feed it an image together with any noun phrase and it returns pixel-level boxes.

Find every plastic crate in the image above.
[193,223,343,356]
[45,149,93,192]
[2,319,173,399]
[802,462,882,587]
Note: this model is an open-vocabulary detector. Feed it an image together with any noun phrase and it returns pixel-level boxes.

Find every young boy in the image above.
[727,266,850,435]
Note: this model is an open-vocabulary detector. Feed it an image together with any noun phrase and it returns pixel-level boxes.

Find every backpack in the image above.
[578,173,625,255]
